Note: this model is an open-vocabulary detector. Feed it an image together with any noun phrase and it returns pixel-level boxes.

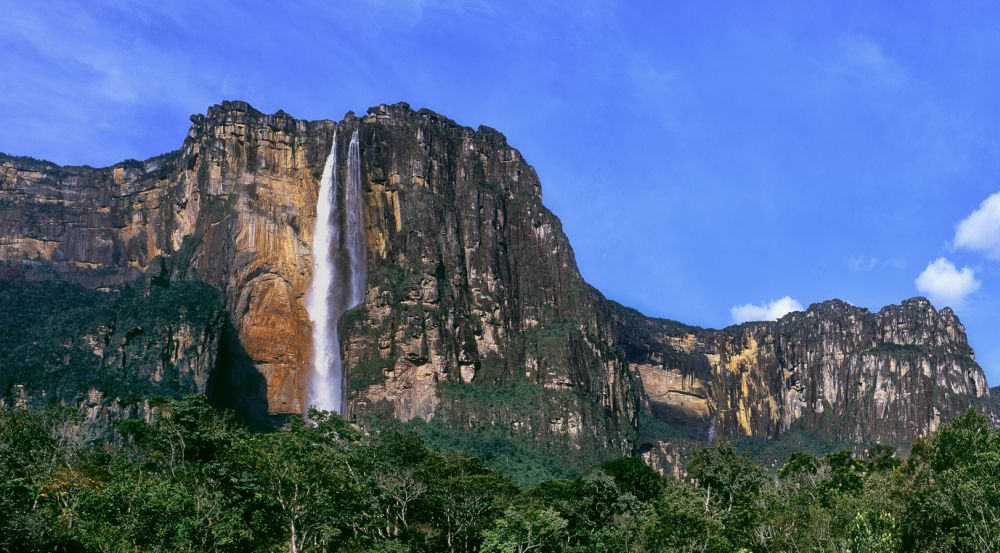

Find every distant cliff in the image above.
[608,296,994,472]
[0,101,993,475]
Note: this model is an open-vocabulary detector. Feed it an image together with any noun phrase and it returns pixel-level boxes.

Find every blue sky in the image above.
[4,1,1000,382]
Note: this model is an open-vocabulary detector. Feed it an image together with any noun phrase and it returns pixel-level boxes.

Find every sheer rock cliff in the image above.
[0,100,993,470]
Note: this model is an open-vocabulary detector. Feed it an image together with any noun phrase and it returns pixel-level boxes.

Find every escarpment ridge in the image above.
[1,100,993,474]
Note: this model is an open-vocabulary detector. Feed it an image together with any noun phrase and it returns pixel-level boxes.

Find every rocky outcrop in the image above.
[338,104,638,460]
[1,102,335,416]
[0,100,993,471]
[0,277,225,422]
[611,297,995,472]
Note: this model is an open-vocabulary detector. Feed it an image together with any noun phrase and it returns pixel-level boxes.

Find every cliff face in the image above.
[0,100,993,470]
[337,104,638,462]
[1,103,334,416]
[611,297,994,472]
[0,278,225,423]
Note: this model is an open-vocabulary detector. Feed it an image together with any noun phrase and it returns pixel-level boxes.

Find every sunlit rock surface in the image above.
[0,100,993,471]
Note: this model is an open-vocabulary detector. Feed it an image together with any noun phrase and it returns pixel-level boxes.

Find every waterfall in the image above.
[307,131,339,413]
[346,130,368,308]
[307,129,367,414]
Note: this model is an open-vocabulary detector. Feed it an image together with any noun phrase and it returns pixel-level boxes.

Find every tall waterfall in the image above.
[307,129,367,414]
[345,130,368,310]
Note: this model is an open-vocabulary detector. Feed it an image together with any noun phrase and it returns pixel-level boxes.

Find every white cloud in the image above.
[955,192,1000,260]
[914,257,980,306]
[731,296,804,323]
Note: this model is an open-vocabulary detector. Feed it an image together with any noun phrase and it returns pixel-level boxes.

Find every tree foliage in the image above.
[2,398,999,552]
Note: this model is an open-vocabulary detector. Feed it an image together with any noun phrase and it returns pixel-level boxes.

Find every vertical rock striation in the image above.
[1,102,337,417]
[610,297,995,471]
[0,100,993,470]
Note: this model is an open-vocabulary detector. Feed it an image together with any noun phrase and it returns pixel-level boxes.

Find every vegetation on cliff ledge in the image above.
[2,396,999,552]
[0,278,225,407]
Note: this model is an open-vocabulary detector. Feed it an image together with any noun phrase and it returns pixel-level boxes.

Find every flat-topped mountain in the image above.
[1,100,993,475]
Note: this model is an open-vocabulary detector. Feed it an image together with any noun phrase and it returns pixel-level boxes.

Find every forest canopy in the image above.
[1,396,998,552]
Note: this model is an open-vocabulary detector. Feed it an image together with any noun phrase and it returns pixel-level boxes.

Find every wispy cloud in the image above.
[625,54,682,133]
[0,1,225,163]
[731,296,804,323]
[847,255,904,272]
[0,2,208,106]
[832,34,908,90]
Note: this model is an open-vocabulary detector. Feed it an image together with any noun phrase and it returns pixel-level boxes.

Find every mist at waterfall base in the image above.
[307,129,367,414]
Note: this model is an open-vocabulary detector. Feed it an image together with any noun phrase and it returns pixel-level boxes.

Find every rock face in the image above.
[1,102,335,416]
[610,298,994,471]
[0,100,994,470]
[0,278,225,423]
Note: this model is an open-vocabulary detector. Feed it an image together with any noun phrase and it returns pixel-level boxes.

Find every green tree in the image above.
[594,458,665,502]
[419,451,516,553]
[0,407,86,551]
[686,443,765,547]
[819,450,866,501]
[846,511,899,553]
[901,411,1000,551]
[481,505,568,553]
[641,479,729,553]
[778,451,820,482]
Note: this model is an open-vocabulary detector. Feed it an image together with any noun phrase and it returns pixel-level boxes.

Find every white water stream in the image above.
[307,129,367,414]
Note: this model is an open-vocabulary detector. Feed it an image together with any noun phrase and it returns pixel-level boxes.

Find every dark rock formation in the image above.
[0,277,225,423]
[0,100,993,473]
